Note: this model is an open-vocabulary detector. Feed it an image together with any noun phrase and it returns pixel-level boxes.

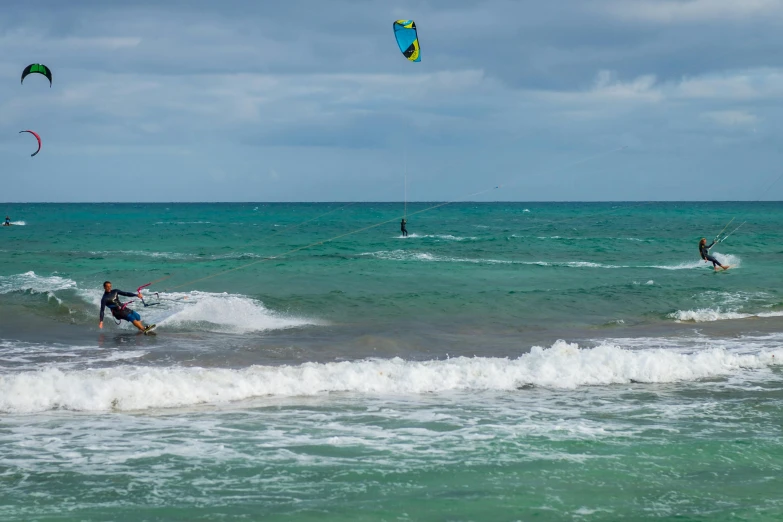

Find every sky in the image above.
[1,0,783,202]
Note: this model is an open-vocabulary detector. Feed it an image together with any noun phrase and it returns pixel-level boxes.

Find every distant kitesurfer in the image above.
[401,218,408,237]
[699,238,729,271]
[98,281,154,333]
[3,216,10,226]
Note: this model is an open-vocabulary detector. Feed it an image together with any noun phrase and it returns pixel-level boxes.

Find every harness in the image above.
[107,292,133,324]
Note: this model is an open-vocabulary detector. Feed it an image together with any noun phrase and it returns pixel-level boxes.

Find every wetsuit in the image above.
[401,219,408,237]
[100,289,141,323]
[3,218,9,226]
[700,241,721,267]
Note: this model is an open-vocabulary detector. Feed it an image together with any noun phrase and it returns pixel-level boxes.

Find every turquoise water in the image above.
[1,202,782,520]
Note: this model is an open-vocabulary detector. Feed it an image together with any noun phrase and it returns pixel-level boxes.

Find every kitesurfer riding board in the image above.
[699,238,729,271]
[400,218,408,237]
[98,281,154,333]
[3,216,11,226]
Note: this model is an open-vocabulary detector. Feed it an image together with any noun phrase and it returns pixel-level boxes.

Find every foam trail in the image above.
[89,250,263,261]
[396,234,477,241]
[153,221,211,225]
[670,309,783,322]
[2,341,781,413]
[155,291,321,333]
[361,251,625,267]
[362,250,512,264]
[650,254,741,271]
[648,261,705,270]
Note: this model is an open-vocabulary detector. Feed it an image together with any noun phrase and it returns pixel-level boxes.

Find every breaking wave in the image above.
[1,340,781,413]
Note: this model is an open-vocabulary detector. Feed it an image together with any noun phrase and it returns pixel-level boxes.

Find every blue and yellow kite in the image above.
[393,20,420,62]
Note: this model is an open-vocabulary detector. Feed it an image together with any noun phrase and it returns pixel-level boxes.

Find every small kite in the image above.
[19,130,42,157]
[393,20,420,62]
[21,64,52,87]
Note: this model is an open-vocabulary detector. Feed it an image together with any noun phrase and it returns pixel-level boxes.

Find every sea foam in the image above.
[651,253,741,271]
[1,340,781,413]
[396,234,477,241]
[0,271,76,295]
[156,291,321,333]
[361,251,623,267]
[670,309,783,323]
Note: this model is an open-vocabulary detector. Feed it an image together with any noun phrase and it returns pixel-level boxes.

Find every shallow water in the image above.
[1,202,782,520]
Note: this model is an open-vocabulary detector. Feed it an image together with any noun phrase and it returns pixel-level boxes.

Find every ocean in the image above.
[1,202,782,520]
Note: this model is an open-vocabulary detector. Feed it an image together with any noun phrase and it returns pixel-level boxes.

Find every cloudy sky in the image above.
[1,0,782,202]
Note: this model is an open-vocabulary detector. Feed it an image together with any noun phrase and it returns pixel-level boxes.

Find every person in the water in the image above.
[699,238,729,270]
[3,216,10,226]
[99,281,149,332]
[401,218,408,237]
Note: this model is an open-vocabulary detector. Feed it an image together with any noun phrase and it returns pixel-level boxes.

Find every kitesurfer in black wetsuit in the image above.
[3,216,10,226]
[98,281,148,332]
[699,238,729,271]
[401,218,408,237]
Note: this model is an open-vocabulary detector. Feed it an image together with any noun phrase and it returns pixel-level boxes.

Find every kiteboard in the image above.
[143,324,157,335]
[714,266,731,272]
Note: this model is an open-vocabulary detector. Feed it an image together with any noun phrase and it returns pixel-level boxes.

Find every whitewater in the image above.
[2,340,782,413]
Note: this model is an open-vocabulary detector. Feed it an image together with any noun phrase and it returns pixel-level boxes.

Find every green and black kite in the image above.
[21,64,52,87]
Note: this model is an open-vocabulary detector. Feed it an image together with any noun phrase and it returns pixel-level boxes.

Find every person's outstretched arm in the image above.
[99,296,107,328]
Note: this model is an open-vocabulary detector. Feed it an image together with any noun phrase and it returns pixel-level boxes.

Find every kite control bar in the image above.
[136,282,161,307]
[118,282,161,311]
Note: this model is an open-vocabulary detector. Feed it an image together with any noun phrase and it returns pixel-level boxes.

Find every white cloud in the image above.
[674,69,783,100]
[701,110,759,127]
[536,68,783,112]
[592,70,661,101]
[536,70,663,105]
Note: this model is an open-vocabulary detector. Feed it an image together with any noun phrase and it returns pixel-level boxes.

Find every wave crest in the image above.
[2,341,781,413]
